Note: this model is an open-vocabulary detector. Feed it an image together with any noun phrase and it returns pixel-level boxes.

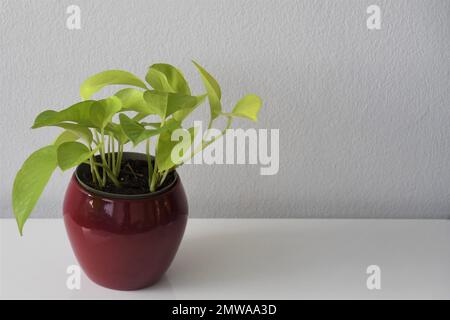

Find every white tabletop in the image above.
[1,218,449,300]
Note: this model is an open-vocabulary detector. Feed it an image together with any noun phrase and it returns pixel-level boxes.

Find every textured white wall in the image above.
[1,0,449,218]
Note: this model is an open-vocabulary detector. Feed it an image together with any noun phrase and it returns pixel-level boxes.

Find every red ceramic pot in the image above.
[63,152,188,291]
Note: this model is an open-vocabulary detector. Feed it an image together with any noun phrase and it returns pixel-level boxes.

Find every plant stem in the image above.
[150,118,166,192]
[88,160,121,188]
[146,138,153,190]
[107,136,112,168]
[89,156,98,186]
[99,130,108,186]
[150,150,159,192]
[91,133,106,188]
[104,164,121,187]
[150,168,158,192]
[111,138,116,175]
[115,144,123,176]
[89,140,103,187]
[159,170,169,187]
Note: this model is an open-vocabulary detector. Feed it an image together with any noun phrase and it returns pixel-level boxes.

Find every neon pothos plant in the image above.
[12,61,262,234]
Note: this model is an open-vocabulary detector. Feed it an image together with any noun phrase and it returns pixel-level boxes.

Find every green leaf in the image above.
[57,141,96,171]
[90,96,122,129]
[114,88,160,115]
[143,90,168,119]
[228,94,262,121]
[53,130,80,146]
[119,114,153,146]
[13,145,58,235]
[115,88,147,112]
[33,98,122,131]
[105,123,129,145]
[32,101,96,128]
[145,63,191,95]
[119,114,177,146]
[143,90,204,120]
[80,70,147,100]
[53,123,93,144]
[192,61,222,120]
[32,110,60,128]
[156,121,193,171]
[156,131,179,172]
[173,94,207,122]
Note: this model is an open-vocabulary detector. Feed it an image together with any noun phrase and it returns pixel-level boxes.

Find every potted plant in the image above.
[12,61,262,290]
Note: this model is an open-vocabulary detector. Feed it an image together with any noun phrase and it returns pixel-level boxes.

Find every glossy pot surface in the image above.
[63,153,188,291]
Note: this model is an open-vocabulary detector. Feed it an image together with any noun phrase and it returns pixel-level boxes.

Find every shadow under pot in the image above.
[63,152,188,291]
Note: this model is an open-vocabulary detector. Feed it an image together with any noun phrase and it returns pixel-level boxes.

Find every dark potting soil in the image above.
[78,159,175,195]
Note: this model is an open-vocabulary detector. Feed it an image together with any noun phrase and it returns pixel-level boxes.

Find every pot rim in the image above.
[74,152,179,200]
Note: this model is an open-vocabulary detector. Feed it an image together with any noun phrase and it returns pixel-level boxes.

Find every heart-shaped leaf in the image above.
[143,90,205,120]
[90,96,122,130]
[34,99,122,141]
[80,70,147,100]
[119,114,156,146]
[13,145,58,235]
[53,123,93,144]
[32,101,96,128]
[119,114,178,146]
[31,110,60,128]
[192,61,222,121]
[173,94,207,122]
[57,141,96,171]
[156,121,195,171]
[145,63,191,95]
[105,123,129,145]
[114,88,161,115]
[143,90,168,119]
[156,132,179,171]
[228,94,262,121]
[53,130,81,146]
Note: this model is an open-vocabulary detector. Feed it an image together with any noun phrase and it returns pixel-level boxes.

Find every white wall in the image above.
[1,0,449,218]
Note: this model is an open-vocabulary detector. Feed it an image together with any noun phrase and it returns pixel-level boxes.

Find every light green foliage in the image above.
[171,94,206,122]
[57,141,97,171]
[12,60,262,234]
[227,94,262,121]
[143,91,205,120]
[80,70,147,100]
[53,123,93,144]
[159,126,197,170]
[119,114,178,147]
[90,97,122,129]
[155,119,186,171]
[32,100,96,128]
[13,145,58,235]
[53,130,81,146]
[105,123,129,145]
[115,88,159,115]
[33,97,123,131]
[145,63,191,95]
[192,61,222,121]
